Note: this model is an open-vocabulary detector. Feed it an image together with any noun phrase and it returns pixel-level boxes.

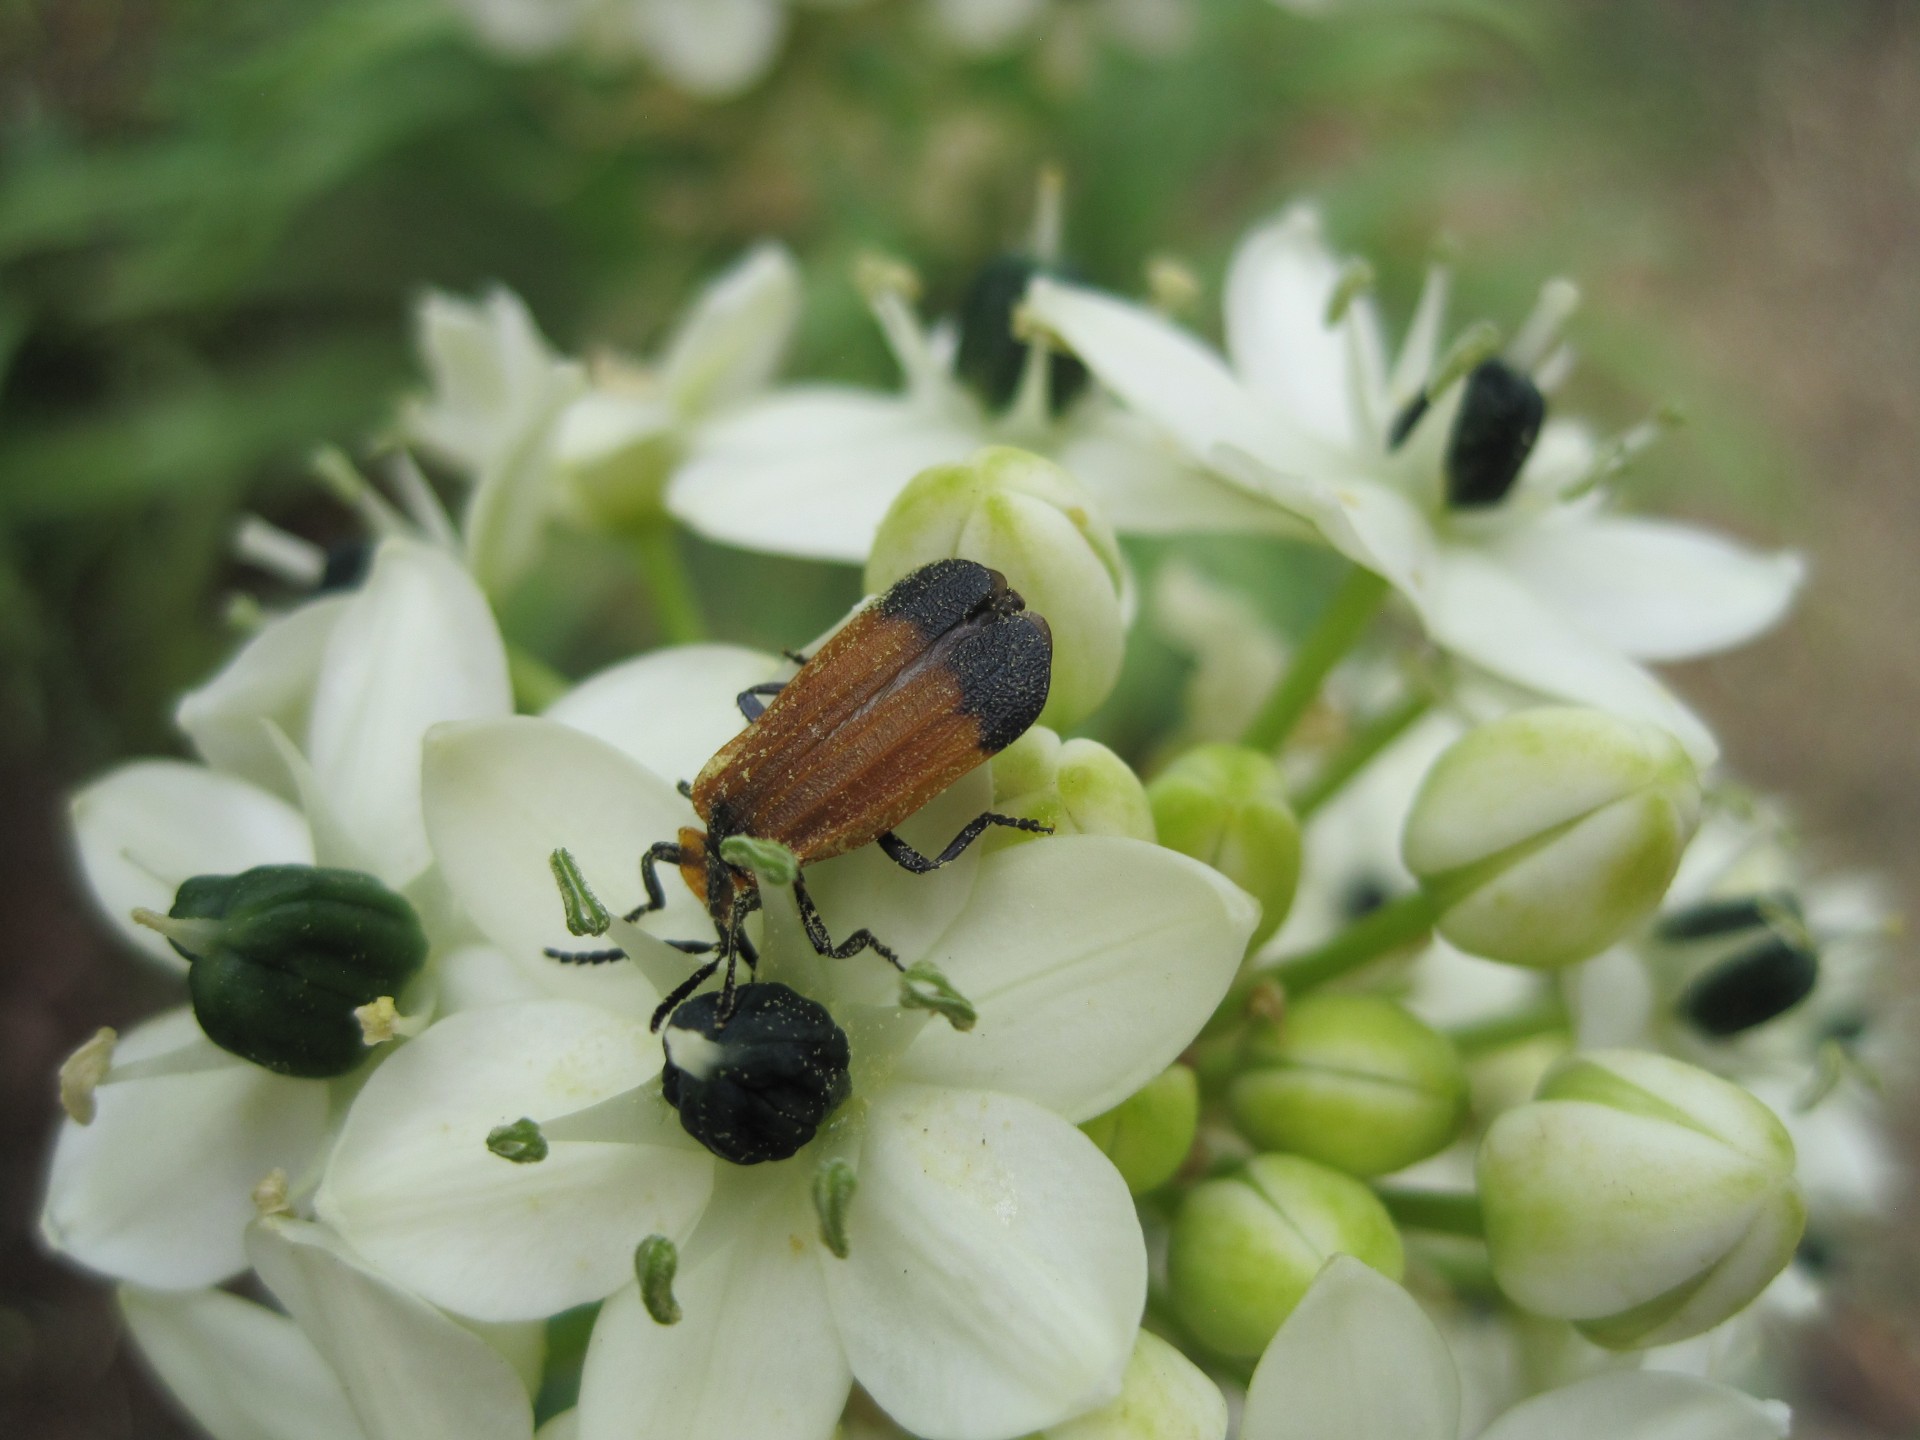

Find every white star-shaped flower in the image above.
[450,0,793,99]
[1025,205,1808,762]
[43,540,512,1291]
[313,643,1257,1440]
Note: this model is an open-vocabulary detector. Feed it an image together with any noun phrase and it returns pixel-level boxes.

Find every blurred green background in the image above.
[3,1,1917,1435]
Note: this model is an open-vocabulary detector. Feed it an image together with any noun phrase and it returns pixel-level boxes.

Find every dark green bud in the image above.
[954,253,1091,416]
[1445,358,1544,509]
[150,865,428,1078]
[1681,935,1820,1037]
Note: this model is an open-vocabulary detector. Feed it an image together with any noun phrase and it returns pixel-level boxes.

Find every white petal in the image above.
[42,1007,329,1289]
[317,1001,712,1321]
[1426,547,1719,765]
[897,837,1258,1121]
[826,1084,1145,1440]
[1478,1369,1789,1440]
[545,643,777,786]
[1024,278,1304,473]
[248,1218,535,1440]
[661,243,803,415]
[1490,515,1805,663]
[578,1173,850,1440]
[1054,412,1308,537]
[175,597,349,795]
[631,0,787,97]
[120,1285,366,1440]
[422,716,702,1010]
[1240,1256,1458,1440]
[407,288,579,476]
[306,540,512,887]
[71,760,313,971]
[670,386,978,561]
[1224,205,1373,448]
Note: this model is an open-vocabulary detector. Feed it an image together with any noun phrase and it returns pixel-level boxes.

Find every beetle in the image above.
[547,557,1055,1032]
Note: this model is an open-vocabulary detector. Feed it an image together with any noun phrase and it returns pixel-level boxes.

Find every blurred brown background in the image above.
[3,2,1918,1436]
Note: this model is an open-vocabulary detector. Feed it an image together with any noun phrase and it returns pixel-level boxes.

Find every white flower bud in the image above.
[1402,707,1701,969]
[1148,745,1301,946]
[1478,1049,1804,1349]
[1042,1330,1227,1440]
[866,446,1127,728]
[990,726,1155,846]
[1169,1153,1404,1359]
[553,389,678,530]
[1229,994,1466,1177]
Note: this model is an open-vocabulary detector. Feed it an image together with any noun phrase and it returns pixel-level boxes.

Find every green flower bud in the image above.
[1227,994,1467,1177]
[1080,1065,1198,1195]
[1402,708,1701,969]
[1169,1153,1403,1359]
[1148,745,1301,946]
[1478,1049,1803,1349]
[989,726,1155,847]
[1041,1329,1226,1440]
[139,865,428,1078]
[866,446,1126,729]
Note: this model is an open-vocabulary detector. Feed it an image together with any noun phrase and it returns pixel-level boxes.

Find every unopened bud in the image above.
[868,447,1125,729]
[1042,1329,1227,1440]
[1228,994,1466,1177]
[1169,1153,1403,1359]
[136,865,428,1078]
[1478,1049,1803,1349]
[1402,708,1700,969]
[1149,745,1301,945]
[554,390,678,530]
[1080,1065,1199,1195]
[989,727,1154,846]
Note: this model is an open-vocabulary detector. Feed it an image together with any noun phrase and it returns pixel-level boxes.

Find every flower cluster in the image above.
[41,192,1901,1440]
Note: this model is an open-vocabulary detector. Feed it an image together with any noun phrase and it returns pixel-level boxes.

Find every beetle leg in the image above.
[792,874,903,972]
[716,888,763,1018]
[676,779,694,800]
[876,813,1053,875]
[735,682,787,722]
[543,945,629,965]
[781,648,810,666]
[623,841,687,923]
[651,957,722,1031]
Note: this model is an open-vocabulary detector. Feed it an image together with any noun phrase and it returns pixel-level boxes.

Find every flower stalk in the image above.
[1240,566,1391,753]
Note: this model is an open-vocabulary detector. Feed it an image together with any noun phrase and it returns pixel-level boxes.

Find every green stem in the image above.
[1272,888,1438,994]
[1291,691,1434,819]
[1375,1186,1485,1238]
[1241,565,1391,753]
[507,642,570,713]
[1211,888,1438,1028]
[1447,998,1570,1059]
[632,521,705,645]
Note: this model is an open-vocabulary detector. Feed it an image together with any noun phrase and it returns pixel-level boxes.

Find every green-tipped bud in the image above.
[866,447,1125,729]
[1402,708,1700,969]
[1041,1329,1227,1440]
[1148,745,1301,945]
[1168,1153,1404,1359]
[136,865,427,1078]
[1228,994,1466,1177]
[1080,1065,1198,1195]
[1478,1049,1803,1349]
[989,727,1154,847]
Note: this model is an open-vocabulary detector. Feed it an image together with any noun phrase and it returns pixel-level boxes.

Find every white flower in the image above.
[119,1216,542,1440]
[1025,205,1808,763]
[450,0,793,99]
[405,246,799,590]
[313,643,1258,1440]
[42,540,511,1290]
[668,209,1275,564]
[1239,1256,1791,1440]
